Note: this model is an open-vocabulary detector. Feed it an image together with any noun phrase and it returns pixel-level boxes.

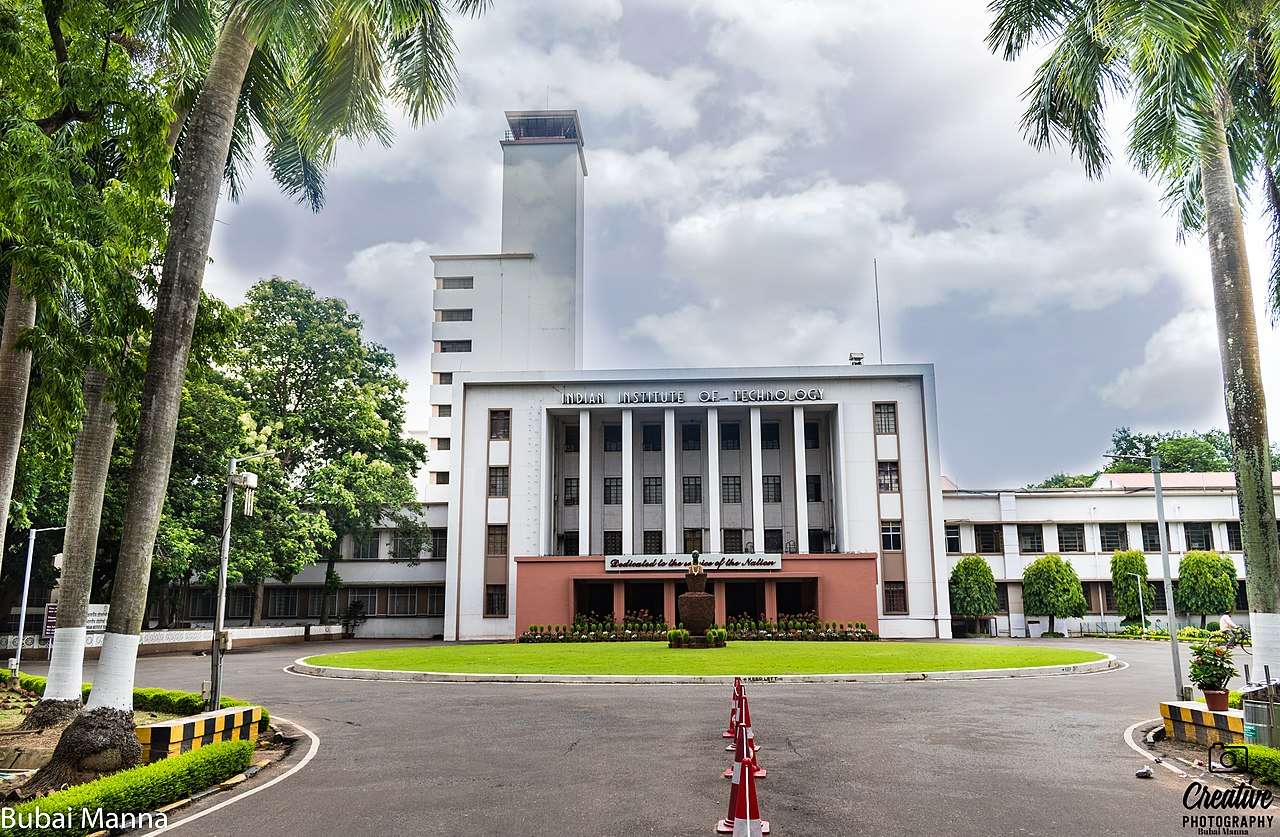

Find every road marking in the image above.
[1123,717,1183,774]
[140,715,320,835]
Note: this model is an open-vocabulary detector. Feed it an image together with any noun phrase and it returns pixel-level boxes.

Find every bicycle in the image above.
[1211,628,1252,654]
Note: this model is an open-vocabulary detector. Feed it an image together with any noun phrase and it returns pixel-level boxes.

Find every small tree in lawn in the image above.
[1111,550,1157,626]
[949,556,998,634]
[1176,551,1238,629]
[1022,554,1087,635]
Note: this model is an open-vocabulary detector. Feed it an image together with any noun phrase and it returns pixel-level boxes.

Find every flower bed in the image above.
[517,611,877,643]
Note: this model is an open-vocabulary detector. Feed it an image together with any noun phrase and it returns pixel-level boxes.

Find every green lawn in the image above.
[303,642,1107,676]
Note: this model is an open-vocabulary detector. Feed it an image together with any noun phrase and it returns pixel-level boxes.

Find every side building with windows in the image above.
[443,365,952,641]
[942,472,1268,636]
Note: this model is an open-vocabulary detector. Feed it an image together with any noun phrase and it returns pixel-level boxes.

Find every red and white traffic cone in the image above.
[717,730,770,834]
[739,694,766,776]
[723,677,742,739]
[730,754,769,836]
[724,715,765,779]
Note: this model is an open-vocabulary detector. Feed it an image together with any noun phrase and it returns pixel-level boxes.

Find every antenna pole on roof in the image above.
[874,259,884,364]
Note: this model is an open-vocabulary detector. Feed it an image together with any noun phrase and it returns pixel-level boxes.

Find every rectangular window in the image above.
[806,474,822,503]
[642,425,662,451]
[762,475,783,503]
[682,424,701,451]
[881,521,902,551]
[564,425,579,452]
[1237,581,1248,611]
[1142,522,1163,553]
[1099,523,1129,552]
[434,437,450,451]
[430,529,447,560]
[603,531,623,555]
[761,423,781,450]
[722,475,742,504]
[354,536,379,560]
[564,478,579,506]
[439,308,472,321]
[1103,581,1116,612]
[348,587,377,616]
[809,528,826,553]
[436,404,451,418]
[440,276,473,289]
[764,529,784,552]
[436,372,453,385]
[721,423,740,450]
[974,524,1003,554]
[996,582,1009,614]
[723,529,743,554]
[1057,523,1086,552]
[562,531,578,555]
[426,586,445,617]
[945,525,962,555]
[1152,582,1169,612]
[684,529,703,553]
[391,534,420,560]
[489,410,510,440]
[488,466,509,498]
[228,588,252,619]
[804,422,820,449]
[485,585,507,617]
[268,586,298,619]
[1184,522,1214,551]
[643,477,662,504]
[682,476,702,504]
[1017,524,1043,554]
[1227,521,1243,551]
[603,425,622,451]
[438,340,471,353]
[389,588,417,616]
[883,581,907,614]
[874,403,898,435]
[307,589,325,618]
[604,477,623,505]
[433,471,450,485]
[643,530,663,555]
[486,524,508,556]
[877,461,900,493]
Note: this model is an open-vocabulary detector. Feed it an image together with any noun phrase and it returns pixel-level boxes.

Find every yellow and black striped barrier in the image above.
[136,705,262,764]
[1161,701,1244,746]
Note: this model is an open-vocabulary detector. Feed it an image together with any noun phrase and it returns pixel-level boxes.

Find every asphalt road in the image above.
[22,638,1232,837]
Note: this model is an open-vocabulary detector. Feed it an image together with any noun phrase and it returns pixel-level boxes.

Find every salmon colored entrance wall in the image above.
[513,553,879,633]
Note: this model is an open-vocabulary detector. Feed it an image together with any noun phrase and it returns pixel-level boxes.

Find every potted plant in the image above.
[1189,642,1238,711]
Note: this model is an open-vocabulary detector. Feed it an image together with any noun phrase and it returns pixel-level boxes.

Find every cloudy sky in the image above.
[202,0,1280,489]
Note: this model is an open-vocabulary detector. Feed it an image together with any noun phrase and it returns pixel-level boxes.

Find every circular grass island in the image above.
[301,642,1109,678]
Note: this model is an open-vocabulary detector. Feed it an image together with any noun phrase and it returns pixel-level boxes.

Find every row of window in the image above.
[951,521,1245,555]
[565,474,827,505]
[564,421,822,453]
[352,531,447,560]
[189,586,446,619]
[559,527,826,556]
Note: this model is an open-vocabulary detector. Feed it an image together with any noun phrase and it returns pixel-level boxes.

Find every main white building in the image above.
[218,110,1274,641]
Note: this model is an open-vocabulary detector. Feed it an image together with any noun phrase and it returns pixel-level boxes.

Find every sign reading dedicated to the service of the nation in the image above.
[605,553,782,572]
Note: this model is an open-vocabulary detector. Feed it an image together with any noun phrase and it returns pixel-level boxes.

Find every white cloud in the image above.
[342,240,439,342]
[1099,310,1224,416]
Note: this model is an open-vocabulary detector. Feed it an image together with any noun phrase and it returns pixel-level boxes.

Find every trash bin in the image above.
[1243,700,1274,747]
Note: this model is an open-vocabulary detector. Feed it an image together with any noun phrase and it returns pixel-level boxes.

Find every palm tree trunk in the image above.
[251,579,264,626]
[23,19,260,790]
[1200,108,1280,673]
[22,367,116,730]
[0,271,37,574]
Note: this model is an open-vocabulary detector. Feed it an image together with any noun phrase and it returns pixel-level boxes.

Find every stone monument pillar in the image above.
[677,551,714,648]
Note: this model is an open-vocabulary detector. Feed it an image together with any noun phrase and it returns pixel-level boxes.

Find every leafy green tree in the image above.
[1022,554,1087,635]
[989,2,1280,666]
[1176,550,1239,628]
[949,556,999,635]
[1104,427,1231,473]
[226,278,427,623]
[1110,550,1157,623]
[1028,473,1098,489]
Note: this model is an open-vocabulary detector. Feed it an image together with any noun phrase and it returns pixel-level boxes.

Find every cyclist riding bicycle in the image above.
[1221,613,1247,647]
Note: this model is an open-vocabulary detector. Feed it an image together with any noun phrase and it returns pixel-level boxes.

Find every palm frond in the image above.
[388,5,458,125]
[986,0,1078,60]
[291,14,392,145]
[264,129,329,211]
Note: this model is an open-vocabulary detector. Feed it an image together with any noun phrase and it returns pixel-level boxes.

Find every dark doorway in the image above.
[625,582,664,619]
[575,581,613,620]
[776,579,817,616]
[724,581,764,621]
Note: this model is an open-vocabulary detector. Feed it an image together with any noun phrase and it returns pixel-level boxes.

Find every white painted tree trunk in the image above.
[83,633,140,712]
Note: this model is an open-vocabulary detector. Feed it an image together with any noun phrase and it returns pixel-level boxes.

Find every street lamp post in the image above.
[209,451,274,711]
[1129,572,1146,635]
[1106,453,1185,699]
[12,526,65,679]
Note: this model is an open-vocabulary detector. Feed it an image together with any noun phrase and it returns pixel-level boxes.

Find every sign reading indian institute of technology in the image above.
[562,387,824,405]
[605,553,782,572]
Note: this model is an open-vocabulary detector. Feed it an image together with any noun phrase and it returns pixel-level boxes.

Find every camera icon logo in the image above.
[1209,742,1249,773]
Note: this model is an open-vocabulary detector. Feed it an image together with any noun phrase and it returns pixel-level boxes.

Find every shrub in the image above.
[1207,621,1221,632]
[1245,744,1280,785]
[0,739,253,837]
[1189,642,1238,691]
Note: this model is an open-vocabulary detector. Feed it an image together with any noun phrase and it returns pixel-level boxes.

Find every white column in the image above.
[793,405,809,554]
[832,405,850,552]
[750,407,764,553]
[622,409,634,554]
[707,407,721,553]
[579,409,591,555]
[664,408,677,554]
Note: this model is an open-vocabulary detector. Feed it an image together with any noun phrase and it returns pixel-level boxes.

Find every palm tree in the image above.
[987,0,1280,669]
[25,0,489,788]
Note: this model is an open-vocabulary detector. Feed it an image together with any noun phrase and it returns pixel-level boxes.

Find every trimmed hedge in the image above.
[0,739,253,837]
[1244,744,1280,785]
[0,673,270,731]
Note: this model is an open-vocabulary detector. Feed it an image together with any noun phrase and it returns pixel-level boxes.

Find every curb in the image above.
[84,761,271,837]
[289,653,1119,685]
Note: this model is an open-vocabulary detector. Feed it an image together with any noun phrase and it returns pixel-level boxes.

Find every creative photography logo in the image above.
[1179,744,1275,835]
